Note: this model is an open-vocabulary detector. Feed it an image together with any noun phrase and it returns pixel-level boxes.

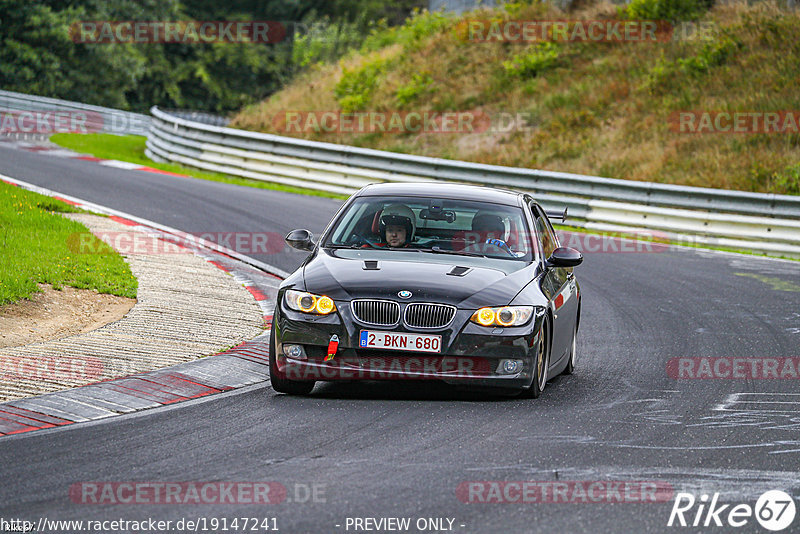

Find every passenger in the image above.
[463,212,508,253]
[471,213,505,241]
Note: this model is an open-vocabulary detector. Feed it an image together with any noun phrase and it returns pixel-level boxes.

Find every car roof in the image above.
[357,182,523,206]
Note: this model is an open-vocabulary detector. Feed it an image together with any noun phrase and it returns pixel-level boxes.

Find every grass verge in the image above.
[0,181,138,306]
[49,133,348,200]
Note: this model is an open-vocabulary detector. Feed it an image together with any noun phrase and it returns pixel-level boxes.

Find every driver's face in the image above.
[385,225,407,247]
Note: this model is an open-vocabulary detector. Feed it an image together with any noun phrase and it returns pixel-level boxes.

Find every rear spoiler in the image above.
[546,208,568,222]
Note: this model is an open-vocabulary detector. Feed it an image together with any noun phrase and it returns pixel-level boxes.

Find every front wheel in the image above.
[520,318,549,398]
[269,327,315,395]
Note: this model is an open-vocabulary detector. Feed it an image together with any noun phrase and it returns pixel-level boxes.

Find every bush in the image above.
[334,58,389,112]
[772,164,800,195]
[362,9,452,53]
[395,72,434,106]
[677,34,739,74]
[503,42,562,78]
[646,33,740,93]
[625,0,714,22]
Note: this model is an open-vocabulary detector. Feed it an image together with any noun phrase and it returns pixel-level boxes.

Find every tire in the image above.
[269,327,315,395]
[562,325,577,375]
[520,317,549,398]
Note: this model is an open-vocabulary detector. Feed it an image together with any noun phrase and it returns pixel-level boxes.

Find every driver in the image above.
[377,204,416,248]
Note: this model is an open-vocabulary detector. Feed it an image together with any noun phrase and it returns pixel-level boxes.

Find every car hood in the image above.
[299,249,537,308]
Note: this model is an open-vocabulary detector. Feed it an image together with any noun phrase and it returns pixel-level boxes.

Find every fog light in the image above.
[283,344,307,360]
[498,359,523,375]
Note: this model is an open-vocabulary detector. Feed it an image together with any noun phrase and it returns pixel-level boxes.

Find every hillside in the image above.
[231,0,800,195]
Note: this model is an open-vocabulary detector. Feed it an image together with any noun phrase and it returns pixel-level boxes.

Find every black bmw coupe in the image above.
[270,183,583,397]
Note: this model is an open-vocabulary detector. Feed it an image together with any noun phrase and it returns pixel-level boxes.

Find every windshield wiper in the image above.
[327,244,422,251]
[427,246,488,258]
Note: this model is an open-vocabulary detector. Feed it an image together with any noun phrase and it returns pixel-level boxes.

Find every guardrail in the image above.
[146,106,800,257]
[148,107,800,218]
[0,89,151,136]
[160,110,230,128]
[5,90,794,256]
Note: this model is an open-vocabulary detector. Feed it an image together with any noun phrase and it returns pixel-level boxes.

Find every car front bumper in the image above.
[273,299,545,390]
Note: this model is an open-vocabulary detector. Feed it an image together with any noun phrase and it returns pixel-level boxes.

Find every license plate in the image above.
[359,330,442,353]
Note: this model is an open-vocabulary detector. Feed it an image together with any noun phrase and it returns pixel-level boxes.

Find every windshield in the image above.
[323,196,534,261]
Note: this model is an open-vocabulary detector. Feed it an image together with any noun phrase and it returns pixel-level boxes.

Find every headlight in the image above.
[470,306,533,327]
[285,290,337,315]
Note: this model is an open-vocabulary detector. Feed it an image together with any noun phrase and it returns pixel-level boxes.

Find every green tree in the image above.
[0,0,147,108]
[0,0,424,113]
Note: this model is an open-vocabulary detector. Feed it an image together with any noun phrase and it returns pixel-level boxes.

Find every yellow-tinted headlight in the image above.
[473,307,496,326]
[315,296,335,315]
[298,294,316,312]
[496,307,517,327]
[285,290,337,315]
[470,306,534,327]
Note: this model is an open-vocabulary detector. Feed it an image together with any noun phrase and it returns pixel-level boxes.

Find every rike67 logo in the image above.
[668,490,796,531]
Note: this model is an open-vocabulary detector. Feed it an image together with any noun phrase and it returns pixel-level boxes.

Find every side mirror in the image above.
[285,229,315,251]
[546,247,583,268]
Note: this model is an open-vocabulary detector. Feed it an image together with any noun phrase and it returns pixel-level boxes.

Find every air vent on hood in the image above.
[447,266,471,277]
[362,260,380,270]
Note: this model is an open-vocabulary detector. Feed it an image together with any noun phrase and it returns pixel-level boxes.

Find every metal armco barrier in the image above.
[147,106,800,258]
[3,90,797,258]
[0,89,150,136]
